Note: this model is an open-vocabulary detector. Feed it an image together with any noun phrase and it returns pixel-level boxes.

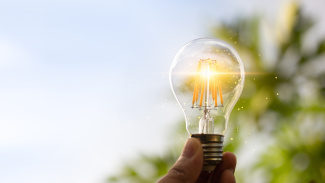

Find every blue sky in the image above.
[0,0,324,183]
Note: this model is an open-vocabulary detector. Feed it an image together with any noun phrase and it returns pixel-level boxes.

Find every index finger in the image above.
[210,152,236,182]
[195,152,236,183]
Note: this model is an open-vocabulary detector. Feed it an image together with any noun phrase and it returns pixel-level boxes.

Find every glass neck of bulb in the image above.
[199,109,214,134]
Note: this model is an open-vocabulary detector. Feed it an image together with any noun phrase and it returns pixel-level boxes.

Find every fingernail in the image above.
[182,139,196,158]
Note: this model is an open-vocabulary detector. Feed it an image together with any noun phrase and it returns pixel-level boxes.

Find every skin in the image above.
[157,138,236,183]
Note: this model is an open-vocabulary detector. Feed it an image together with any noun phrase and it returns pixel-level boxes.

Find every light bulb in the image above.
[170,38,245,171]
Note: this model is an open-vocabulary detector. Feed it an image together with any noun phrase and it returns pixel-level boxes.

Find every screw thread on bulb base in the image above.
[191,134,224,172]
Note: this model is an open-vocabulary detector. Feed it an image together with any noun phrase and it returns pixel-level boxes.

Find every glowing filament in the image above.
[192,59,223,108]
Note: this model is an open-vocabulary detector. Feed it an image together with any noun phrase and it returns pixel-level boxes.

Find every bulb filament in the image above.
[192,58,224,109]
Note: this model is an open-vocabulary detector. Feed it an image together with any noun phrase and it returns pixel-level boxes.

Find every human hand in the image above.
[157,138,236,183]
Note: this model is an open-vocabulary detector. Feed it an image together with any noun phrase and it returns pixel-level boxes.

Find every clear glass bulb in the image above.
[170,38,245,171]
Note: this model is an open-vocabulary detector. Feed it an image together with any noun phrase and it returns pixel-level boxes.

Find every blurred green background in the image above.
[108,2,325,183]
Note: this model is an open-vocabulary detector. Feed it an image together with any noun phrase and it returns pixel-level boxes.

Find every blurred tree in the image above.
[107,2,325,182]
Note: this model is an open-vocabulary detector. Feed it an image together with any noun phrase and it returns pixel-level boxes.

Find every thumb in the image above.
[157,138,203,183]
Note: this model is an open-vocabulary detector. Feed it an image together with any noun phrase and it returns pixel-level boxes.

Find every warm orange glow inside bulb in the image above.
[192,59,223,108]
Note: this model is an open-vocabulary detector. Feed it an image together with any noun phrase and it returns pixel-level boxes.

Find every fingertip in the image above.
[181,138,203,159]
[210,152,237,182]
[188,137,203,171]
[223,152,236,161]
[222,152,236,171]
[188,138,201,150]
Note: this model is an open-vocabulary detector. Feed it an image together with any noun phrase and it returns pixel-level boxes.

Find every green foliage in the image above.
[212,3,325,182]
[108,2,325,182]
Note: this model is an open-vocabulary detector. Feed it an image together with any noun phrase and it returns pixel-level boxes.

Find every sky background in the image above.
[0,0,324,183]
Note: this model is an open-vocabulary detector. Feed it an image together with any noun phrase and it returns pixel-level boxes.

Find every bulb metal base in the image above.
[191,134,224,172]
